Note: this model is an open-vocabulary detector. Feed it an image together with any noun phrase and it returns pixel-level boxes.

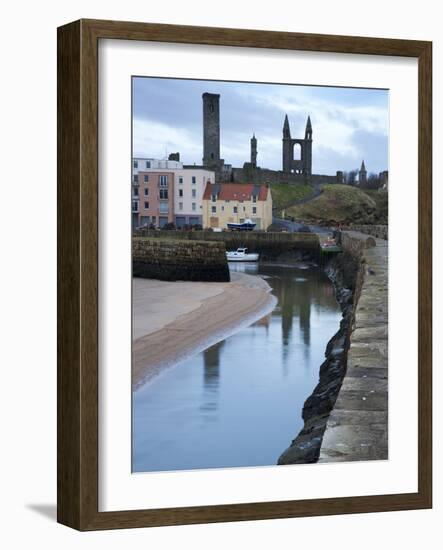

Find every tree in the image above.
[347,169,358,185]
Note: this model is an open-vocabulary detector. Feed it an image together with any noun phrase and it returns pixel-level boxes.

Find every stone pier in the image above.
[319,234,388,462]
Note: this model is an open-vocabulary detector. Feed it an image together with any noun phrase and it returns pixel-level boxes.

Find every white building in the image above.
[132,157,183,176]
[173,168,215,227]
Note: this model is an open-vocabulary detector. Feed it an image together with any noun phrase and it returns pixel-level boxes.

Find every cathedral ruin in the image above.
[181,91,386,188]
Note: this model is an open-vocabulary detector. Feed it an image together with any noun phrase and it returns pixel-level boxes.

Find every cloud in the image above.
[133,118,202,164]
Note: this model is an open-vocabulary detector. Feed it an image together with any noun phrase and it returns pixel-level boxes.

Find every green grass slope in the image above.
[286,184,387,225]
[270,183,315,215]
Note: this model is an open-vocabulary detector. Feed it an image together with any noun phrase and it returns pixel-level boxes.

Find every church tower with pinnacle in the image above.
[359,160,367,186]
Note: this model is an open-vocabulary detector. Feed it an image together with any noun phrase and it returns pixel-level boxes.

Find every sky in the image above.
[132,77,389,176]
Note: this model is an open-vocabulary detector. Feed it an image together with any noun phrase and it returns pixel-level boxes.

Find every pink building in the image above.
[132,171,175,228]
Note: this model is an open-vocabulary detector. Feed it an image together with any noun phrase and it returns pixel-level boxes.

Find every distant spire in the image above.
[283,114,291,138]
[306,115,312,131]
[305,115,312,140]
[360,160,366,171]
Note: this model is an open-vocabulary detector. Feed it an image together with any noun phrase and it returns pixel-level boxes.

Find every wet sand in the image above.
[133,272,276,389]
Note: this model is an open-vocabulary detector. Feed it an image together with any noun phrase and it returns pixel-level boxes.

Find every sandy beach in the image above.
[132,272,276,389]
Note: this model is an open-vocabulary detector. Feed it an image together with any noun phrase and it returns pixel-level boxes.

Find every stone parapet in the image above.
[278,230,388,464]
[319,234,388,462]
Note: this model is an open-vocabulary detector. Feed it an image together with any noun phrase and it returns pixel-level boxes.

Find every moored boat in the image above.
[226,248,259,262]
[227,218,256,231]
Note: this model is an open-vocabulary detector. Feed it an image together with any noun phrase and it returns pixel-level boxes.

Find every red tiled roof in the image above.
[203,183,269,201]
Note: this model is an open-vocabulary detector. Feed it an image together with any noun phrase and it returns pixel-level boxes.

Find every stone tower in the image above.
[250,133,257,168]
[202,93,221,168]
[359,160,367,186]
[282,115,312,176]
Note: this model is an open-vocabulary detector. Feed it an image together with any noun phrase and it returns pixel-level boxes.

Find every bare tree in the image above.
[347,169,358,185]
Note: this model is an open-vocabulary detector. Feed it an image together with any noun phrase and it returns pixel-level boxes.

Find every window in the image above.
[159,202,169,214]
[133,187,139,196]
[192,189,196,198]
[145,160,151,168]
[179,189,183,198]
[144,174,149,182]
[179,202,183,210]
[144,188,149,196]
[159,175,168,187]
[211,206,216,213]
[133,160,138,169]
[192,176,196,184]
[179,177,183,184]
[144,201,149,209]
[192,203,196,211]
[252,195,257,203]
[211,194,217,202]
[132,200,139,213]
[252,206,257,214]
[243,206,246,212]
[133,174,138,184]
[221,206,224,211]
[233,206,238,214]
[159,189,168,200]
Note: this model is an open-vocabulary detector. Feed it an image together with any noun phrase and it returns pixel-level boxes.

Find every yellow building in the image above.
[202,183,273,230]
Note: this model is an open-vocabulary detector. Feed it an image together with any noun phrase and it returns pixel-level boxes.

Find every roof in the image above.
[203,183,269,201]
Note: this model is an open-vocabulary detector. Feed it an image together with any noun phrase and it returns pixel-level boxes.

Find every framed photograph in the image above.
[57,19,432,530]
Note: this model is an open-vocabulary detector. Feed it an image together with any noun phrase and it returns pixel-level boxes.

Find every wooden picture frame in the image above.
[57,19,432,530]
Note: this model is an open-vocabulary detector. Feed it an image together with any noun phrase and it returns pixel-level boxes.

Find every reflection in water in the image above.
[199,341,224,420]
[132,263,341,473]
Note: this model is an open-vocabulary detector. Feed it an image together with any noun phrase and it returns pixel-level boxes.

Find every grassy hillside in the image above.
[286,184,387,225]
[365,190,388,224]
[270,183,314,215]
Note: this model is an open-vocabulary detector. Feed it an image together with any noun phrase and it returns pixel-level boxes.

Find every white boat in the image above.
[227,218,256,231]
[226,247,259,262]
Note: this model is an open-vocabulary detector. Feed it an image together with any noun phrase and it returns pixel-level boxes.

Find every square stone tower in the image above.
[202,93,222,168]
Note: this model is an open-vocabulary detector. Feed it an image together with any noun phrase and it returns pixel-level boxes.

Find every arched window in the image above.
[293,143,302,160]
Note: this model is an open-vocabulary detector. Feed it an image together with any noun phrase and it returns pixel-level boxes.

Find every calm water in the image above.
[132,263,341,473]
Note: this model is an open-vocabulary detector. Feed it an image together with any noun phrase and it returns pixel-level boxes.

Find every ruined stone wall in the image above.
[230,167,338,185]
[132,237,230,282]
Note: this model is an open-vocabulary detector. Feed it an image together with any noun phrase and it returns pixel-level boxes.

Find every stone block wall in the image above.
[133,238,230,282]
[349,224,388,240]
[132,230,320,260]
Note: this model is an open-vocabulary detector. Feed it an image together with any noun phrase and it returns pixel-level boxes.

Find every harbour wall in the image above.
[133,237,230,282]
[278,230,388,464]
[133,230,319,260]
